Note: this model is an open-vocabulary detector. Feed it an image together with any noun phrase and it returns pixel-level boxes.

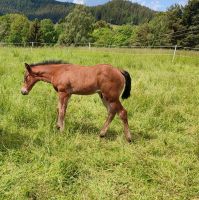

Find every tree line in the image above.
[0,0,198,48]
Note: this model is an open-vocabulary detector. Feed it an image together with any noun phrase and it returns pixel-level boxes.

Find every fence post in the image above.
[31,42,34,52]
[89,42,91,50]
[172,45,177,63]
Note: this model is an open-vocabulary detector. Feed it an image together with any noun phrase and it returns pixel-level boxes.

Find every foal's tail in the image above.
[121,70,131,99]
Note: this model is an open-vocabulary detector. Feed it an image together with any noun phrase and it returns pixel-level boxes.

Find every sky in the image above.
[57,0,188,11]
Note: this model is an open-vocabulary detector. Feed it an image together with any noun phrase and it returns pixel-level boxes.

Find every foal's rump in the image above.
[96,64,131,101]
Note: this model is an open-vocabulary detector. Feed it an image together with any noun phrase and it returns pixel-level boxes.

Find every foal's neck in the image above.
[33,65,55,83]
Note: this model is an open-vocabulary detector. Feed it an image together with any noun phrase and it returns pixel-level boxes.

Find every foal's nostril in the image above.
[21,90,25,95]
[21,89,28,95]
[21,91,25,95]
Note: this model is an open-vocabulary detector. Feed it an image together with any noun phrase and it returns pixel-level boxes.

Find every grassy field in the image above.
[0,47,199,200]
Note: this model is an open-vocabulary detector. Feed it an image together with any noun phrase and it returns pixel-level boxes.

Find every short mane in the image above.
[29,60,70,67]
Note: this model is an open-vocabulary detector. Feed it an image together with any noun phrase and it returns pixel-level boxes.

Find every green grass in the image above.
[0,47,199,200]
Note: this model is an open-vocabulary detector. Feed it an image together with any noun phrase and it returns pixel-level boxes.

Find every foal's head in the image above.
[21,63,39,95]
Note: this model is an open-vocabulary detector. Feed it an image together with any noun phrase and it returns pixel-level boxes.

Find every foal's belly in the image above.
[72,90,99,95]
[70,84,99,95]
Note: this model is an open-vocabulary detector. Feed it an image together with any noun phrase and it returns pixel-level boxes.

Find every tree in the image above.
[183,0,199,27]
[0,14,29,44]
[182,0,199,47]
[148,13,172,46]
[92,27,114,45]
[40,19,57,44]
[28,19,42,45]
[94,20,111,29]
[112,25,133,46]
[132,23,150,46]
[8,14,30,44]
[58,5,95,45]
[166,4,185,45]
[0,15,11,42]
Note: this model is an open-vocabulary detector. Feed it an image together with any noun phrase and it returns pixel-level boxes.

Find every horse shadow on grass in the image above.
[132,130,157,143]
[66,121,119,141]
[0,128,30,152]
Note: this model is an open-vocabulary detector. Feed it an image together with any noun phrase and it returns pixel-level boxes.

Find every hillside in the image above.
[90,0,156,25]
[0,0,156,24]
[0,0,75,22]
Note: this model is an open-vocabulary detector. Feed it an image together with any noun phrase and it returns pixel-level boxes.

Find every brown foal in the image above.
[21,61,132,142]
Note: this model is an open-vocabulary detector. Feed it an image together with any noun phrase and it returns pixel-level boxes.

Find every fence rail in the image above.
[0,42,199,50]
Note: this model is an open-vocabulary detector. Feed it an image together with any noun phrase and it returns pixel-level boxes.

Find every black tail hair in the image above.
[121,70,131,99]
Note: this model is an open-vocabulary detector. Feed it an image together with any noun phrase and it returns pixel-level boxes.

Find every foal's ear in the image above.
[25,63,31,73]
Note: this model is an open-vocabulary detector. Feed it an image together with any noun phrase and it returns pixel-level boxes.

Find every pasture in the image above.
[0,47,199,199]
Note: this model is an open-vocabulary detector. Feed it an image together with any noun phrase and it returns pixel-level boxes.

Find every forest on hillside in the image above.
[0,0,198,48]
[0,0,75,23]
[90,0,155,25]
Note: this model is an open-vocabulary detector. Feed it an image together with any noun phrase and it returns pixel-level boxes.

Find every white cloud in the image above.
[73,0,84,4]
[150,0,161,11]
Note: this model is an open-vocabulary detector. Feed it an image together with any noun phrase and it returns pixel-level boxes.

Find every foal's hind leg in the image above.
[99,93,116,137]
[98,92,109,111]
[100,111,116,137]
[114,101,132,143]
[99,93,132,142]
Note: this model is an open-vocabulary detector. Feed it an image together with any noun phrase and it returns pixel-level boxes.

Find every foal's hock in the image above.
[21,61,132,142]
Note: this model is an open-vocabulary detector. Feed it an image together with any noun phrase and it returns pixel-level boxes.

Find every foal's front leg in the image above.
[57,92,70,131]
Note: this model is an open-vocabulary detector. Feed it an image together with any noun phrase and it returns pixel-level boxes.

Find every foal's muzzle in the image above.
[21,87,29,95]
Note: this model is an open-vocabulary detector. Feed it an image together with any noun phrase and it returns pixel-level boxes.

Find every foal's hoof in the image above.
[56,125,61,130]
[99,131,106,138]
[126,137,132,143]
[56,125,64,132]
[99,135,105,139]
